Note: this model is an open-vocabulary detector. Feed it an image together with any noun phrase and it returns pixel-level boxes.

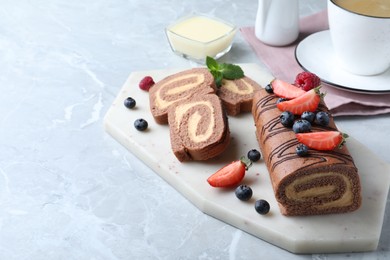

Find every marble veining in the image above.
[0,0,389,259]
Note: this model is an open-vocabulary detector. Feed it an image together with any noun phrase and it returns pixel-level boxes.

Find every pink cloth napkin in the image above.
[240,10,390,116]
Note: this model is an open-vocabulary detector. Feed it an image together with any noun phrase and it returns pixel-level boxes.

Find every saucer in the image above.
[295,30,390,94]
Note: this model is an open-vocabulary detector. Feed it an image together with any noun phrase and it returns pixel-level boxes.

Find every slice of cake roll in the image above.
[252,88,362,216]
[149,68,216,124]
[167,93,230,162]
[217,76,261,116]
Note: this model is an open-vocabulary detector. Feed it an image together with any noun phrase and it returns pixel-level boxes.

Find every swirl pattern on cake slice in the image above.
[217,76,261,116]
[168,93,230,162]
[252,89,362,216]
[149,68,216,124]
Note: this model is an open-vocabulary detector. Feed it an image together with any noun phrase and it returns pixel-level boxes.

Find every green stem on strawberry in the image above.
[313,86,322,93]
[338,133,349,149]
[240,156,252,170]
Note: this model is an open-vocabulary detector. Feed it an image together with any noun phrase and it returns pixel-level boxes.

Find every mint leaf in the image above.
[206,56,219,72]
[220,63,244,80]
[209,70,223,87]
[215,72,223,87]
[206,56,244,87]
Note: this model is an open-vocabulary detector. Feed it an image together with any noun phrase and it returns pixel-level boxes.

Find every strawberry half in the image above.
[271,79,306,99]
[277,86,323,115]
[296,131,348,151]
[207,157,252,188]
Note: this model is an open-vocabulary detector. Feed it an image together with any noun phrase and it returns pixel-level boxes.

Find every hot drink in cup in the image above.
[328,0,390,75]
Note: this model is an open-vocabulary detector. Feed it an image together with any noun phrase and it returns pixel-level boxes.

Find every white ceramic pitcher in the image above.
[255,0,299,46]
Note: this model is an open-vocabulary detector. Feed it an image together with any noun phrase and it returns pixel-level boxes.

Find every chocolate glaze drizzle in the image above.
[254,92,355,173]
[252,89,361,215]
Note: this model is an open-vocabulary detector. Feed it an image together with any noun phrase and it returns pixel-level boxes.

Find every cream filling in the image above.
[175,101,214,143]
[285,172,353,209]
[155,74,205,109]
[316,175,352,209]
[223,78,254,95]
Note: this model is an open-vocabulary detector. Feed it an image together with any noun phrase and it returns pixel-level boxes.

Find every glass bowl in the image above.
[165,14,237,63]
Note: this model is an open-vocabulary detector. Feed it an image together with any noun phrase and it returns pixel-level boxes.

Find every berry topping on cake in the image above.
[295,71,321,91]
[265,83,274,94]
[277,86,323,115]
[280,111,295,127]
[139,76,155,91]
[207,157,252,187]
[315,111,330,126]
[296,144,309,157]
[296,131,348,151]
[276,97,287,104]
[301,111,315,123]
[292,119,312,133]
[235,185,253,201]
[271,79,306,99]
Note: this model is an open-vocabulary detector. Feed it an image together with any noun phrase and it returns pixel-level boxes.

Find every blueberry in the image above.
[134,118,148,131]
[296,144,309,157]
[276,97,287,104]
[235,185,253,201]
[124,97,136,109]
[255,199,270,215]
[292,119,312,133]
[280,111,295,127]
[315,111,330,126]
[265,84,273,94]
[301,111,315,123]
[247,149,261,162]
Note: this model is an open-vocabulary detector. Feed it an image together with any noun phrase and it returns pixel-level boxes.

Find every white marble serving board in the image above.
[103,64,390,254]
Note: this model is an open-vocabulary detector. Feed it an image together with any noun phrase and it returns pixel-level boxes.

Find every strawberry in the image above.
[207,157,252,188]
[296,131,348,151]
[277,86,323,115]
[271,79,306,99]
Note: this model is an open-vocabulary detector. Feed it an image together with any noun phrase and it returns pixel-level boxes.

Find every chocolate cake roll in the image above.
[149,68,216,124]
[167,93,230,162]
[217,76,262,116]
[252,88,362,216]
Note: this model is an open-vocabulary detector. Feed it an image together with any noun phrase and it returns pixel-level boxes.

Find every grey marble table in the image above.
[1,0,389,259]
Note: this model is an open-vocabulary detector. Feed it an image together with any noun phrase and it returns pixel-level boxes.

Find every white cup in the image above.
[328,0,390,75]
[255,0,299,46]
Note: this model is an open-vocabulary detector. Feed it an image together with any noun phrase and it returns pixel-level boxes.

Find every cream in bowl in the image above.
[165,14,237,63]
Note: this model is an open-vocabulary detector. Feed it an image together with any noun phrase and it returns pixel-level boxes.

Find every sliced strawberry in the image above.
[207,157,252,188]
[271,79,306,99]
[277,86,322,115]
[296,131,348,151]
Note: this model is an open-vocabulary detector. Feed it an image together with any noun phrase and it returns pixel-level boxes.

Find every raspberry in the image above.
[294,72,321,91]
[139,76,155,91]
